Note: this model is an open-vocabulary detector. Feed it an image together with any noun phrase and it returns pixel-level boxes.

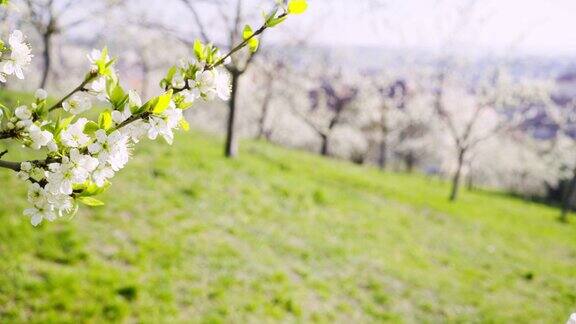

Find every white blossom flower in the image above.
[45,161,75,195]
[27,183,47,206]
[147,103,183,145]
[61,118,90,148]
[47,141,58,152]
[191,69,231,101]
[63,92,92,115]
[92,164,114,187]
[24,204,55,226]
[121,119,148,143]
[35,88,48,100]
[47,193,75,217]
[128,90,142,107]
[567,313,576,324]
[45,149,98,195]
[178,57,200,69]
[88,77,107,100]
[27,124,54,150]
[180,89,198,105]
[87,49,109,65]
[0,30,33,81]
[69,148,99,176]
[17,161,32,181]
[15,118,32,129]
[193,70,217,100]
[14,105,32,120]
[172,72,186,88]
[88,129,130,171]
[215,69,231,100]
[112,108,131,125]
[24,181,75,225]
[147,116,173,144]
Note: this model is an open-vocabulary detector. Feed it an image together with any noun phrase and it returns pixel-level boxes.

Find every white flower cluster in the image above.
[181,68,231,103]
[5,90,57,152]
[0,36,233,226]
[0,30,33,82]
[16,88,188,226]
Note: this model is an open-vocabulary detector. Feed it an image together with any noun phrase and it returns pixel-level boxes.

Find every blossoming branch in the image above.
[0,0,308,226]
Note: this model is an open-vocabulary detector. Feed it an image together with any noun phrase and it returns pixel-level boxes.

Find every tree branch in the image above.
[206,12,287,70]
[48,74,95,112]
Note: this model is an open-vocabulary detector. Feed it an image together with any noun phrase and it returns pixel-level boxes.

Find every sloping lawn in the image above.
[0,130,575,323]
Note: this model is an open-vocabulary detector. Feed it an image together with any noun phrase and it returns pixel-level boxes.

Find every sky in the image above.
[281,0,576,56]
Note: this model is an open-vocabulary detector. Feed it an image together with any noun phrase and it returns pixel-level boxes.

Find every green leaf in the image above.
[79,181,111,197]
[152,90,173,114]
[243,25,254,40]
[242,25,259,52]
[98,110,112,130]
[166,66,177,82]
[138,97,157,115]
[266,15,287,27]
[194,40,205,61]
[263,7,278,21]
[77,196,105,207]
[248,38,259,53]
[54,115,76,138]
[60,115,75,129]
[106,78,128,109]
[0,104,10,119]
[84,121,100,135]
[288,0,307,14]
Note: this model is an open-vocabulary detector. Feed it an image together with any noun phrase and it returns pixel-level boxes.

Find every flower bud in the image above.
[35,89,48,100]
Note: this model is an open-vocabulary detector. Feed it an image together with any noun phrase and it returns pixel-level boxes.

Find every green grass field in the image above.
[1,128,575,323]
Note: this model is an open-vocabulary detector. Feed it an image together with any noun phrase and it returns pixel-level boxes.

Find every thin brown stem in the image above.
[206,12,287,70]
[0,129,18,140]
[48,74,96,112]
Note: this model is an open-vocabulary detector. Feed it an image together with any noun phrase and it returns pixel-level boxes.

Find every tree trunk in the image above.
[39,32,52,89]
[377,136,387,170]
[224,71,240,158]
[405,152,415,173]
[466,172,474,191]
[378,110,388,170]
[320,133,329,156]
[449,148,466,202]
[256,84,273,140]
[559,167,576,223]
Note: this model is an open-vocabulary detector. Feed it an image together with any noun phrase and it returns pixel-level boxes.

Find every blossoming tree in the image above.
[542,99,576,222]
[433,68,519,201]
[0,0,308,226]
[289,69,361,157]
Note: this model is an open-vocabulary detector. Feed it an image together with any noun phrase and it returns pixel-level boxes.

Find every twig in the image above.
[48,74,95,112]
[206,12,287,70]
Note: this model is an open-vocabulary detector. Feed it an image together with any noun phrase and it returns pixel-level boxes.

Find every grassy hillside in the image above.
[0,130,575,323]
